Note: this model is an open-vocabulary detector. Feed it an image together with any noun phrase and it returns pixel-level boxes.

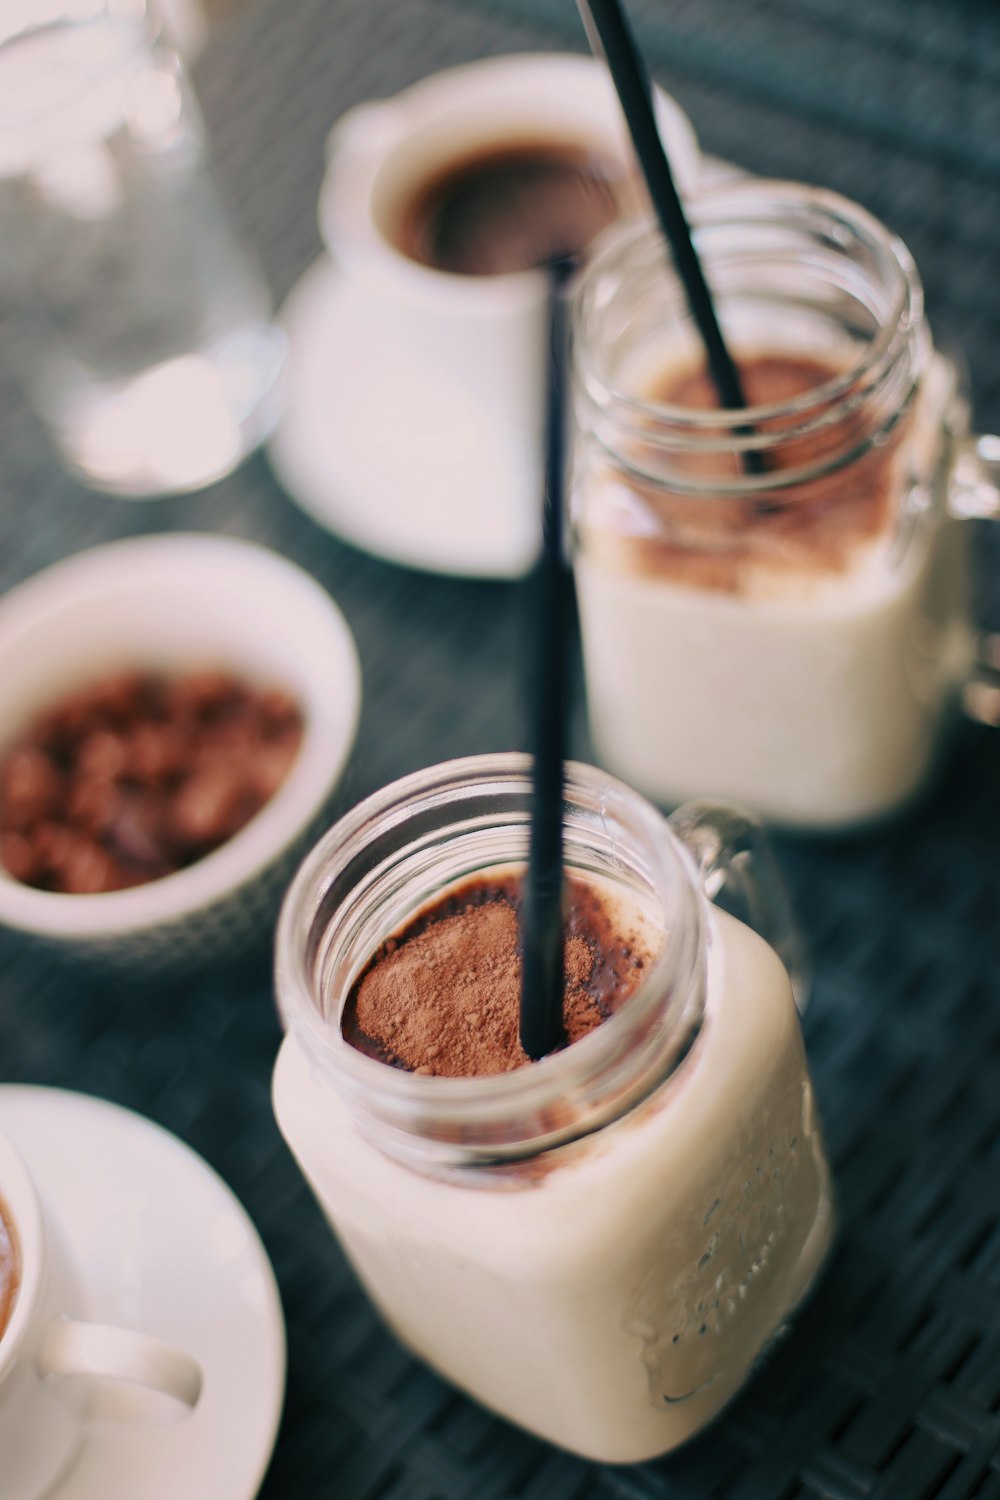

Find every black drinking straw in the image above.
[519,261,574,1062]
[575,0,755,425]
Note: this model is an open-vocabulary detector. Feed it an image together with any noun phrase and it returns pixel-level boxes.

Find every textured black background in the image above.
[1,1,1000,1497]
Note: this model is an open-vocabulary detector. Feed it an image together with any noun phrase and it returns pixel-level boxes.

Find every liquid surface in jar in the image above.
[0,1195,19,1341]
[342,871,657,1076]
[598,350,905,592]
[395,143,625,276]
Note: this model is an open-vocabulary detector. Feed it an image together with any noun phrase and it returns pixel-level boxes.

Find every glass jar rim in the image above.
[274,753,707,1167]
[574,177,924,450]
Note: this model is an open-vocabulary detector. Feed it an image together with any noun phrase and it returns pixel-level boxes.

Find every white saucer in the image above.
[268,256,539,579]
[0,1087,286,1500]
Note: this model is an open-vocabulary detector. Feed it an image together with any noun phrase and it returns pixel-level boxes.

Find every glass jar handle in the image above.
[669,801,809,1012]
[948,433,1000,727]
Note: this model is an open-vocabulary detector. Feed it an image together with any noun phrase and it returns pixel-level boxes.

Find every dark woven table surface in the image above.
[2,1,1000,1497]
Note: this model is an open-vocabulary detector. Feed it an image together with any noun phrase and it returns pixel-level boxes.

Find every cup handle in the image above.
[38,1317,202,1413]
[948,432,1000,727]
[324,99,402,164]
[669,801,809,1012]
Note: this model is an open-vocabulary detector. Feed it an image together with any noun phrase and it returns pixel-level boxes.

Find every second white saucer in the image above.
[0,1087,286,1500]
[269,256,541,579]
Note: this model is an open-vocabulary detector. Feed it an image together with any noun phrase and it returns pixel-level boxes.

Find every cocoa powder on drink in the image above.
[342,872,655,1077]
[589,351,908,593]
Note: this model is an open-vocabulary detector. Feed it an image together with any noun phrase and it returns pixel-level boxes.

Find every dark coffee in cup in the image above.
[0,1194,19,1341]
[394,142,627,276]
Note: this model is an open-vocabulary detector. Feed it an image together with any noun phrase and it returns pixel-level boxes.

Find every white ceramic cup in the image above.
[0,1129,202,1500]
[315,52,702,577]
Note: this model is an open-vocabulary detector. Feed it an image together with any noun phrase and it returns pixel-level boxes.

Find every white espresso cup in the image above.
[315,52,702,576]
[0,1129,202,1500]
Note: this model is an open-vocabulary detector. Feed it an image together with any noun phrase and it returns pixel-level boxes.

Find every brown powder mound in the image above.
[584,351,909,593]
[342,872,654,1077]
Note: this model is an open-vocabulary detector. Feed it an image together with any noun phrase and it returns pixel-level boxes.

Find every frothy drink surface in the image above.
[342,873,654,1076]
[631,350,897,592]
[0,1195,19,1341]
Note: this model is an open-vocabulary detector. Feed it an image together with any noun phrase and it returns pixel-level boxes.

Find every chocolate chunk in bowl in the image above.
[0,671,305,895]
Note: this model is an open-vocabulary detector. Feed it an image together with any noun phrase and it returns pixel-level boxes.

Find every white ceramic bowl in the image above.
[0,533,361,964]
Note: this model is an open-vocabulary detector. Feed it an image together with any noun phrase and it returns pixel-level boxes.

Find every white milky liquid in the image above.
[574,354,975,829]
[273,907,834,1462]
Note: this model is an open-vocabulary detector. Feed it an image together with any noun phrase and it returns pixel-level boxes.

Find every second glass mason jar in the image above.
[571,180,1000,831]
[273,754,834,1462]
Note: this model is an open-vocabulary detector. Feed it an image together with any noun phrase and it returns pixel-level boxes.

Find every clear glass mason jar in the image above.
[571,180,1000,830]
[273,754,834,1462]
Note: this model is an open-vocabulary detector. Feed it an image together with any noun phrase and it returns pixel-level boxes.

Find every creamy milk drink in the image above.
[571,183,978,830]
[273,756,834,1461]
